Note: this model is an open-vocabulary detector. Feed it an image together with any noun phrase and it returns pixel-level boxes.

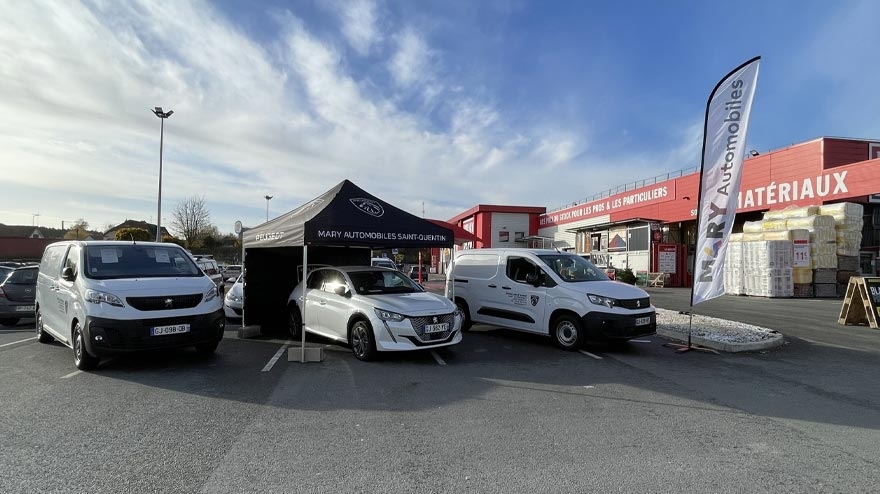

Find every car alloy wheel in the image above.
[350,320,376,361]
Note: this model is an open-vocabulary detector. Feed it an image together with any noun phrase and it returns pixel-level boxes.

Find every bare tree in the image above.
[171,195,211,248]
[64,219,90,240]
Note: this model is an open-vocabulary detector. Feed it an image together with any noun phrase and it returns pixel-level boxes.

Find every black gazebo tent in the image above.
[241,179,453,332]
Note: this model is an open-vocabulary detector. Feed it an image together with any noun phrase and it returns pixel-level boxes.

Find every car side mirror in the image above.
[62,266,76,282]
[333,285,351,298]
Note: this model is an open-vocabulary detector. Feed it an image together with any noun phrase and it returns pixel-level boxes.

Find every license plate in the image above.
[635,316,651,326]
[16,305,35,312]
[423,323,448,333]
[150,324,191,336]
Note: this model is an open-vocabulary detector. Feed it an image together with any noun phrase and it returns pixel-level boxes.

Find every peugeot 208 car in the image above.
[287,266,462,361]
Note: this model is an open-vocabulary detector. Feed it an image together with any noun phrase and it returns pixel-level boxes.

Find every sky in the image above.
[1,0,878,236]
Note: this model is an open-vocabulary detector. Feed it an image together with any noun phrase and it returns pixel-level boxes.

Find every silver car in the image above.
[287,266,463,361]
[223,274,243,321]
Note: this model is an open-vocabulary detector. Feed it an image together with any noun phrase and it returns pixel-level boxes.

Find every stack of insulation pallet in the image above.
[742,240,793,297]
[725,202,863,298]
[724,234,745,295]
[818,203,864,297]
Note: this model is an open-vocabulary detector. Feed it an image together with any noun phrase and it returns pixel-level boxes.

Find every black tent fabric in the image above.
[244,179,453,249]
[241,179,453,330]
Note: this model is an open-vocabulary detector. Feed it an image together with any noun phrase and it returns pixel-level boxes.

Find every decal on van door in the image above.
[507,293,528,306]
[530,295,539,306]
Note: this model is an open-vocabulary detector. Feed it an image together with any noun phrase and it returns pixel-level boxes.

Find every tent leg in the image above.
[289,245,324,362]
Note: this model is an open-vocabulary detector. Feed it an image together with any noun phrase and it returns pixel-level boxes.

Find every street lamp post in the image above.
[152,107,174,241]
[265,195,273,222]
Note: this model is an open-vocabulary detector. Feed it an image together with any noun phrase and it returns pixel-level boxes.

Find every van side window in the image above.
[455,254,500,279]
[506,257,539,284]
[63,247,80,279]
[40,245,68,277]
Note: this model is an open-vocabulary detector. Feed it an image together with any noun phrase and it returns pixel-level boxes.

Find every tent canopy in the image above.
[425,219,480,244]
[244,179,453,249]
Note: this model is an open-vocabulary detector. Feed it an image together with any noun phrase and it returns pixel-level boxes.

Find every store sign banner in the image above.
[692,56,761,307]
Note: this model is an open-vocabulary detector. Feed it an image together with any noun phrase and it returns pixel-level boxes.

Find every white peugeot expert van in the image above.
[35,241,225,370]
[446,249,655,350]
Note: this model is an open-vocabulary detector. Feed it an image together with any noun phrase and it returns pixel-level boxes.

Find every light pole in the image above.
[264,195,273,222]
[152,107,174,241]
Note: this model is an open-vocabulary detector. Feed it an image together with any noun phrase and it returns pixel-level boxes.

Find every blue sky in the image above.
[1,0,877,235]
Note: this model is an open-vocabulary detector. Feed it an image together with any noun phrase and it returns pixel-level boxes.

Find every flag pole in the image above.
[663,55,760,355]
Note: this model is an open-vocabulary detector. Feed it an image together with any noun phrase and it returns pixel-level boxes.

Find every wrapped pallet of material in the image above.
[762,229,810,242]
[742,232,764,241]
[814,283,838,298]
[745,268,793,298]
[819,202,863,221]
[793,283,813,298]
[786,214,836,231]
[762,218,789,232]
[723,241,745,295]
[781,205,820,218]
[813,269,837,284]
[837,255,859,272]
[793,267,813,284]
[729,233,744,242]
[743,240,793,271]
[743,220,764,233]
[836,230,862,257]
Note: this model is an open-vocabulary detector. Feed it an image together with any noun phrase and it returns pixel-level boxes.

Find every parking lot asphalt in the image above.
[2,286,879,493]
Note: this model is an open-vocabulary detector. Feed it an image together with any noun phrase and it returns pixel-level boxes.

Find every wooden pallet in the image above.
[837,277,880,329]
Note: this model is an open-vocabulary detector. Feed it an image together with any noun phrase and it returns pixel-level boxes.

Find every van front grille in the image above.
[617,297,650,310]
[126,294,203,311]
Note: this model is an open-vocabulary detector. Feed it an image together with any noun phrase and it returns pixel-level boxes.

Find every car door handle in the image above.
[487,284,497,288]
[501,286,511,290]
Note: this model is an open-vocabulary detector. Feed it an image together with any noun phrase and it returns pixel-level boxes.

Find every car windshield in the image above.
[350,269,422,295]
[84,244,202,279]
[0,267,12,282]
[537,254,609,282]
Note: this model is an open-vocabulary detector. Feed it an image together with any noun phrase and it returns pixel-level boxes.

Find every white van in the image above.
[446,248,655,349]
[35,241,225,370]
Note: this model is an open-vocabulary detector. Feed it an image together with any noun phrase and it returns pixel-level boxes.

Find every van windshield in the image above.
[537,254,609,282]
[84,245,202,280]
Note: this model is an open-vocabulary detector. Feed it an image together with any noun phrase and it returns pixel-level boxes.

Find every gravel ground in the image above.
[656,307,781,344]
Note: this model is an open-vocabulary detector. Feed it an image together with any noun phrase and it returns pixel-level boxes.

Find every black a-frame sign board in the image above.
[838,277,880,329]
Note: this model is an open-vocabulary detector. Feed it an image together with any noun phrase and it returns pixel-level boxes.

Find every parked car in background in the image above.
[222,264,242,282]
[287,266,462,361]
[35,241,225,370]
[194,255,224,294]
[370,257,398,270]
[408,264,429,281]
[224,274,243,322]
[0,265,38,326]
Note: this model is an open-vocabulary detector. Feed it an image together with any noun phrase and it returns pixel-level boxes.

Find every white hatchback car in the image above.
[288,266,463,361]
[223,274,243,321]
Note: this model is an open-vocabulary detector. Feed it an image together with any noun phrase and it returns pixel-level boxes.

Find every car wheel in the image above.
[288,303,302,338]
[195,340,219,355]
[455,299,472,332]
[350,320,377,361]
[72,322,99,370]
[35,309,53,343]
[0,318,20,326]
[551,314,583,351]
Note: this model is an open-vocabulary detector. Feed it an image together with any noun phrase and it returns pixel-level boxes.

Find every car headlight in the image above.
[204,286,219,302]
[85,289,124,307]
[587,294,616,308]
[374,308,405,322]
[225,293,242,303]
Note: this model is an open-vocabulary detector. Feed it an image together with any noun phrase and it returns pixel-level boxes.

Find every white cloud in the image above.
[388,27,434,88]
[333,0,382,56]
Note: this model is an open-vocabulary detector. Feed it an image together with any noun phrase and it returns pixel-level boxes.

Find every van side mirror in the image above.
[62,266,76,282]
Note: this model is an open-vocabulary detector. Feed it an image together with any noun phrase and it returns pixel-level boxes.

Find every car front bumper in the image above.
[373,313,463,352]
[83,309,225,356]
[581,310,656,341]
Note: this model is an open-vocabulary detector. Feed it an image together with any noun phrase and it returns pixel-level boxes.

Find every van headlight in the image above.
[204,286,219,302]
[587,294,616,308]
[374,308,405,322]
[85,289,124,307]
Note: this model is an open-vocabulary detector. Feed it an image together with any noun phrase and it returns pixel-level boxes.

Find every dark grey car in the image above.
[0,266,38,326]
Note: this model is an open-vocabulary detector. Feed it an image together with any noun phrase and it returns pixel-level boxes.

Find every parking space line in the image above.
[430,350,446,366]
[60,370,82,379]
[261,340,292,372]
[0,337,37,348]
[579,350,603,360]
[629,339,652,343]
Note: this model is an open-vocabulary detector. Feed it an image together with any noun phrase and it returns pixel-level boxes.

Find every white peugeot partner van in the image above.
[446,249,655,350]
[35,241,225,370]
